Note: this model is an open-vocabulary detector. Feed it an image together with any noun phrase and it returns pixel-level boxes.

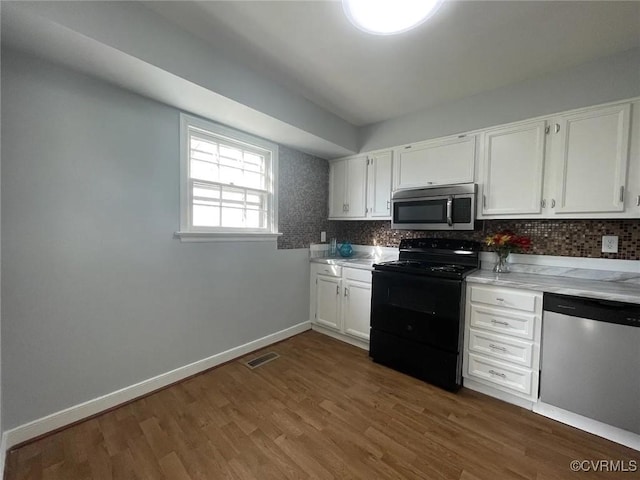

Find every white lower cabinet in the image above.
[315,274,342,330]
[463,283,542,407]
[310,263,372,346]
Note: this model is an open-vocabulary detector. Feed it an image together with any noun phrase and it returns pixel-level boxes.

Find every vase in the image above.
[493,251,510,273]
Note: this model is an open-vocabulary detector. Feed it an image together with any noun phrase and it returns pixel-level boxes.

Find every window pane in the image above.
[244,171,263,189]
[246,192,263,206]
[193,204,220,227]
[245,209,262,228]
[221,207,244,228]
[190,159,219,183]
[193,185,220,200]
[219,145,242,162]
[244,153,264,174]
[221,188,244,203]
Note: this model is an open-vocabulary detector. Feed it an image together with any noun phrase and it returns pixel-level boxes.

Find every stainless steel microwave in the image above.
[391,184,477,230]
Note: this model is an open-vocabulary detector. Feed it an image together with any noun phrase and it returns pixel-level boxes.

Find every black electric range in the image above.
[369,238,481,392]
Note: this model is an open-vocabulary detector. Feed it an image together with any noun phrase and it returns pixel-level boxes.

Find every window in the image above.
[177,114,280,241]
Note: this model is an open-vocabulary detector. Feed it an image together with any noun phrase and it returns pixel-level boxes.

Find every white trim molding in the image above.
[534,401,640,451]
[3,321,311,451]
[0,434,7,479]
[175,231,282,242]
[179,113,280,240]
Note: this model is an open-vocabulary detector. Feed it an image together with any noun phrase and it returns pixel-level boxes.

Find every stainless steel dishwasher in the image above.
[541,293,640,434]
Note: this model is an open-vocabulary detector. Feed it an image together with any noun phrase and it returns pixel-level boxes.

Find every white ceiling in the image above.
[144,0,640,127]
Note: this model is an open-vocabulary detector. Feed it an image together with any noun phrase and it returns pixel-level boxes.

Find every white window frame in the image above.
[176,114,281,242]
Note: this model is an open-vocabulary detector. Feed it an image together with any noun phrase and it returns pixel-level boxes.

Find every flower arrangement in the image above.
[485,230,531,272]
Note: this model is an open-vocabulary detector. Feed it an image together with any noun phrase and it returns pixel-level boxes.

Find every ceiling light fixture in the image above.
[342,0,444,35]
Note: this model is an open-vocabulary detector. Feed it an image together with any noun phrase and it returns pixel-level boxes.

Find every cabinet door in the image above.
[394,135,475,189]
[481,121,546,215]
[551,104,630,214]
[315,275,341,330]
[328,159,348,218]
[345,156,368,218]
[368,151,392,218]
[343,280,371,341]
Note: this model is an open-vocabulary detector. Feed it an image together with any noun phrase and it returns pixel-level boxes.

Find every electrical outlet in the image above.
[320,231,326,243]
[601,235,619,253]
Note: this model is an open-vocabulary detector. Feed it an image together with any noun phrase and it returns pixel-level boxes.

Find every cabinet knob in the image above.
[554,123,560,133]
[336,285,340,295]
[541,199,546,208]
[551,199,556,208]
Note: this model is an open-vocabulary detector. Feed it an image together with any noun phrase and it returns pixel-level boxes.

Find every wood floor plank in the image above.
[5,331,639,480]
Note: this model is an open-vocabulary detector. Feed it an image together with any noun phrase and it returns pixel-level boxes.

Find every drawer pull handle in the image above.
[488,369,506,379]
[489,344,507,352]
[491,319,510,326]
[496,298,505,302]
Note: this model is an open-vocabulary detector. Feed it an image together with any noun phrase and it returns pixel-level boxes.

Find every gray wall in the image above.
[1,49,311,430]
[359,47,640,151]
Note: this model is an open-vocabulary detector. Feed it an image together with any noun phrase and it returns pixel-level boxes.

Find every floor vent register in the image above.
[244,351,280,369]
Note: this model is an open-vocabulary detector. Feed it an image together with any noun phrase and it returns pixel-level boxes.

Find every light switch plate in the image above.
[601,235,619,253]
[320,231,326,243]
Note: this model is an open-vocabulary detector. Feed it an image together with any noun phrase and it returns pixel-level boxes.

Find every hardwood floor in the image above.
[5,331,638,479]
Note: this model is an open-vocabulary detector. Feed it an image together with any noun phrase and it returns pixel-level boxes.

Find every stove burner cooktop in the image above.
[373,238,481,279]
[374,260,476,278]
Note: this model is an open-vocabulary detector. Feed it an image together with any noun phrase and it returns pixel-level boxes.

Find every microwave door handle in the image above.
[446,196,453,226]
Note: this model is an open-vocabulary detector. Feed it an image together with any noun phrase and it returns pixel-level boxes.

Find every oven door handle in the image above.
[446,196,453,226]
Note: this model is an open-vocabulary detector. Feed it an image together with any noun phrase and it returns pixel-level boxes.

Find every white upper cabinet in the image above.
[329,155,367,218]
[393,135,476,190]
[329,150,393,220]
[367,150,393,218]
[329,98,638,222]
[328,159,348,218]
[479,100,636,219]
[551,104,630,214]
[481,120,546,216]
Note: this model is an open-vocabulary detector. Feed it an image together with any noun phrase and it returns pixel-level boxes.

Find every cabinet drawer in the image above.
[469,305,536,340]
[467,353,533,396]
[467,328,534,368]
[344,267,372,283]
[312,263,342,278]
[470,285,538,312]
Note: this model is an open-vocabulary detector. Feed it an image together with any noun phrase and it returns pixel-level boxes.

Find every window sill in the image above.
[174,231,283,243]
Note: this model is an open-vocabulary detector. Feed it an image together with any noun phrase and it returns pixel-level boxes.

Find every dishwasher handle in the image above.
[543,293,640,328]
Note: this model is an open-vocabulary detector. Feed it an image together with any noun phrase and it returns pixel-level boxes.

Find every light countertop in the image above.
[467,270,640,305]
[310,256,379,271]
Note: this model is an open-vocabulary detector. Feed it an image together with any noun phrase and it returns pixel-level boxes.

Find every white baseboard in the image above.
[0,432,7,477]
[3,321,311,451]
[534,401,640,451]
[462,377,535,410]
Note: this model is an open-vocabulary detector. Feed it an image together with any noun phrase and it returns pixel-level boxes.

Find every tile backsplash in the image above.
[277,146,330,249]
[328,219,640,260]
[276,150,639,260]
